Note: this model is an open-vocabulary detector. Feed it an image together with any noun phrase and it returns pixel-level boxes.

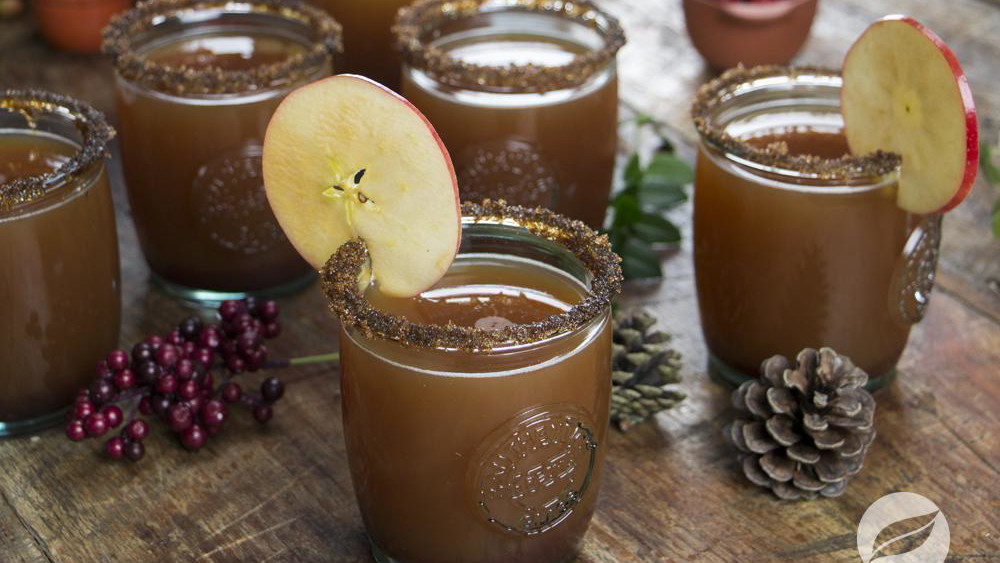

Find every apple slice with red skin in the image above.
[263,75,461,298]
[842,15,978,214]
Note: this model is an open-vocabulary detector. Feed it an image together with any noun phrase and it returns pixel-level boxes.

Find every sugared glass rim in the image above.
[691,65,901,181]
[395,0,626,94]
[102,0,342,97]
[321,199,623,352]
[0,89,114,213]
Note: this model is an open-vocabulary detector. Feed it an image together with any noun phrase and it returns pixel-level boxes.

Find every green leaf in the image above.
[619,237,662,280]
[637,182,688,210]
[981,141,1000,185]
[634,113,656,127]
[612,193,642,228]
[993,200,1000,238]
[645,152,694,188]
[606,226,626,251]
[631,212,681,244]
[623,154,643,191]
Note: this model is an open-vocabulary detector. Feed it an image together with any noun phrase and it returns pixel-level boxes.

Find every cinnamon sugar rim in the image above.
[102,0,341,97]
[691,65,901,180]
[321,200,623,352]
[0,89,114,213]
[395,0,626,94]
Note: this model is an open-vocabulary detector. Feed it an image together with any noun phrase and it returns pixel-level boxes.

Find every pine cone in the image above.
[724,348,876,500]
[611,309,685,431]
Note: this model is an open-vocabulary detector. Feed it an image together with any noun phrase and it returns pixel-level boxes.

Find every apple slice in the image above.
[262,75,461,297]
[842,15,978,214]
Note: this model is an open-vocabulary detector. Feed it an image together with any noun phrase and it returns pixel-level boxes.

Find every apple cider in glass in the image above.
[692,67,942,388]
[397,0,625,228]
[323,203,621,563]
[0,90,120,436]
[309,0,410,90]
[104,0,341,302]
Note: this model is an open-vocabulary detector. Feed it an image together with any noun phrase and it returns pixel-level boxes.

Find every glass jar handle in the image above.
[890,214,943,325]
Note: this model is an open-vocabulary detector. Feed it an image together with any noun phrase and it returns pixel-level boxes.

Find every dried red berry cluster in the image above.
[65,298,286,461]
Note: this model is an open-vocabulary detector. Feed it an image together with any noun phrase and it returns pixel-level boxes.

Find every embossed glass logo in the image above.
[469,405,597,536]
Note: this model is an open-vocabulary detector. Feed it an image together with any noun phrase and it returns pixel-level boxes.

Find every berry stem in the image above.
[265,352,340,369]
[291,352,340,366]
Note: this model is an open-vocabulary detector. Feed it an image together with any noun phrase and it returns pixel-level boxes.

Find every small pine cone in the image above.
[611,309,685,431]
[723,347,876,501]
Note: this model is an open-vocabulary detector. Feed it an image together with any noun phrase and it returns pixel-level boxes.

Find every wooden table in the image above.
[1,1,998,561]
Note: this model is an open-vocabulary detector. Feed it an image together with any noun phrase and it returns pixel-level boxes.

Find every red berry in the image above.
[132,342,154,364]
[244,296,259,316]
[125,440,145,461]
[90,379,115,404]
[166,330,184,346]
[201,400,226,427]
[261,377,284,403]
[105,437,125,460]
[193,347,214,369]
[222,382,242,403]
[85,412,109,437]
[74,399,95,420]
[152,395,172,415]
[126,419,150,441]
[156,344,179,368]
[184,396,204,413]
[181,341,197,358]
[146,334,164,350]
[263,322,281,339]
[199,326,223,349]
[103,405,123,428]
[247,346,267,371]
[179,379,199,400]
[253,405,273,424]
[156,373,178,394]
[219,300,244,321]
[167,404,193,432]
[201,372,214,390]
[138,396,153,415]
[179,316,204,341]
[237,331,261,353]
[181,425,207,451]
[226,356,245,374]
[107,350,130,371]
[137,361,160,384]
[259,300,279,322]
[175,359,195,380]
[66,420,87,441]
[113,368,136,391]
[95,360,113,379]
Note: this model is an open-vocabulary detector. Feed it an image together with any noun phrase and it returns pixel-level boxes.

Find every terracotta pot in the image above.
[34,0,132,54]
[683,0,818,70]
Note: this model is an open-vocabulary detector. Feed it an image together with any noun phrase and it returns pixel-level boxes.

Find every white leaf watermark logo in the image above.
[857,492,950,563]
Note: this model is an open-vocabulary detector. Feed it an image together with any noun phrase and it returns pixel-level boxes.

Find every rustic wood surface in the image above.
[1,0,998,561]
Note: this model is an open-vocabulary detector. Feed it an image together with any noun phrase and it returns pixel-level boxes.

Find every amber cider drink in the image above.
[0,91,120,436]
[397,1,625,228]
[692,67,941,388]
[105,0,340,301]
[309,0,410,90]
[327,205,621,563]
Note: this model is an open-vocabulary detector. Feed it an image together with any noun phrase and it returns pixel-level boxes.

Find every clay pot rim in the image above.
[34,0,130,6]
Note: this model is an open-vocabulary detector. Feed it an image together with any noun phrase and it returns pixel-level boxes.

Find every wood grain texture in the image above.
[1,0,998,561]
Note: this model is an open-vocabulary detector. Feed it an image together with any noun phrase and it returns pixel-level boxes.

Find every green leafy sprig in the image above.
[606,114,694,280]
[979,138,1000,238]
